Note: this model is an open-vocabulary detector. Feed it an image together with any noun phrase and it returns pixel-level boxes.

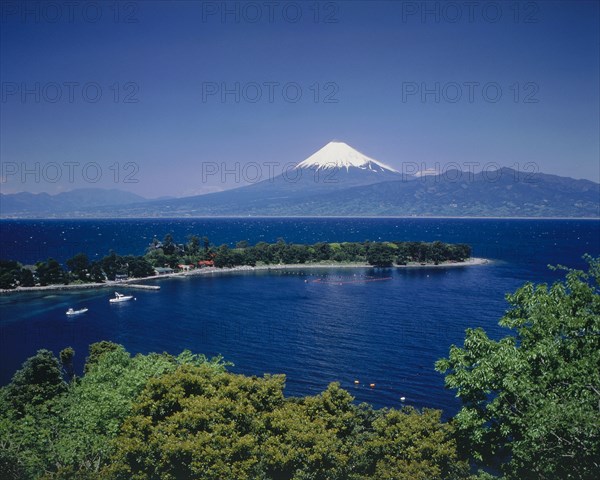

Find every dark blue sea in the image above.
[1,218,598,416]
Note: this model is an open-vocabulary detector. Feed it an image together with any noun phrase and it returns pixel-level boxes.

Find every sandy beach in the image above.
[0,258,490,295]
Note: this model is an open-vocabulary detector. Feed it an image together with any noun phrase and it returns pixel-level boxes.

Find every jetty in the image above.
[124,284,161,290]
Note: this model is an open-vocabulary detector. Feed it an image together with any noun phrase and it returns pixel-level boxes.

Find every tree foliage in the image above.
[0,344,471,480]
[105,368,468,480]
[66,253,90,282]
[0,350,68,478]
[2,349,66,416]
[0,260,34,289]
[364,407,467,480]
[366,242,396,267]
[436,256,600,479]
[35,258,67,286]
[84,340,121,374]
[0,343,230,479]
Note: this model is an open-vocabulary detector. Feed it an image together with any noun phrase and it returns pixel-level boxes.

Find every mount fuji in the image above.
[69,142,407,217]
[273,141,404,193]
[296,141,399,174]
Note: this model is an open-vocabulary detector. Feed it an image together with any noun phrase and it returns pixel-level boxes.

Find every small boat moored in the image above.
[109,292,135,303]
[66,307,88,316]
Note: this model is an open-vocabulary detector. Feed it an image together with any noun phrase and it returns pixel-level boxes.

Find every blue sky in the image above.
[1,0,598,197]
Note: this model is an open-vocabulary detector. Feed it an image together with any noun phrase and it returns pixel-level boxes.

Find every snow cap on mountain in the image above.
[295,142,399,173]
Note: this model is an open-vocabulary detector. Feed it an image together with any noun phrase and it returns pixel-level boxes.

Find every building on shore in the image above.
[154,267,174,275]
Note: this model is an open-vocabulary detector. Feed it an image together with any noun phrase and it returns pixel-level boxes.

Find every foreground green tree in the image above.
[0,343,231,479]
[59,347,75,382]
[105,367,469,480]
[436,256,600,479]
[3,349,66,416]
[364,407,468,480]
[49,346,185,476]
[0,350,67,478]
[106,365,284,480]
[0,341,467,479]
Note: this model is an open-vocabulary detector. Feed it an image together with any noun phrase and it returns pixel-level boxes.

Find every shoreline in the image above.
[1,216,599,220]
[0,257,490,295]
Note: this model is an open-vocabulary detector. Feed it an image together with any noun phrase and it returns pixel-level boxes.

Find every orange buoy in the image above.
[369,383,375,388]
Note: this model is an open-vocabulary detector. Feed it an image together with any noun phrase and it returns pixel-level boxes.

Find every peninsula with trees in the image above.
[0,238,474,291]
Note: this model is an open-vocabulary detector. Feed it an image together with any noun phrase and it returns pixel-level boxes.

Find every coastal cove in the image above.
[1,218,598,416]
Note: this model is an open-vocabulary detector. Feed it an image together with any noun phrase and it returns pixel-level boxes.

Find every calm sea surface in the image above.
[1,218,598,415]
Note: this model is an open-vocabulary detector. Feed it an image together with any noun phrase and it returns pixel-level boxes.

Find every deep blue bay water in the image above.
[1,218,598,416]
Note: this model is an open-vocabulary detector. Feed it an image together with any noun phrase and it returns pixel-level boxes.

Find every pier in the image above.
[124,284,161,290]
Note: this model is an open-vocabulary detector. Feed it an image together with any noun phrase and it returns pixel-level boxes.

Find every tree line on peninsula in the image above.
[1,257,598,479]
[0,237,472,289]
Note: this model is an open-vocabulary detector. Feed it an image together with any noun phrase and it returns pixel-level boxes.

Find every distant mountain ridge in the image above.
[1,143,598,218]
[282,167,599,217]
[0,188,146,217]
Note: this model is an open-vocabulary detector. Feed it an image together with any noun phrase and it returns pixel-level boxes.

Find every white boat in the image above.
[66,307,88,316]
[109,292,135,303]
